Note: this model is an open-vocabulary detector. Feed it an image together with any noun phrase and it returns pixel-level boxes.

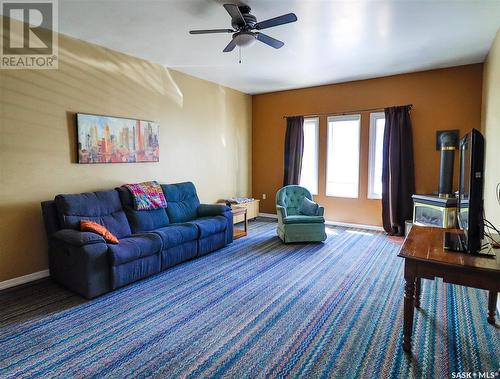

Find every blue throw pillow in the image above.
[298,197,319,216]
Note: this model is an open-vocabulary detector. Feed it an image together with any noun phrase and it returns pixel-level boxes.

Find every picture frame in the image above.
[76,113,159,164]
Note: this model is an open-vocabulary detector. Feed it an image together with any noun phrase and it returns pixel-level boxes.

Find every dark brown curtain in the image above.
[382,106,415,235]
[283,116,305,186]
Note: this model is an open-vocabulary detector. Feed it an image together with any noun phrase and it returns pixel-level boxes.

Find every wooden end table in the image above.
[398,226,500,353]
[231,206,248,239]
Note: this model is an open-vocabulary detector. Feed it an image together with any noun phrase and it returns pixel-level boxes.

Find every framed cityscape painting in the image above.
[76,113,159,164]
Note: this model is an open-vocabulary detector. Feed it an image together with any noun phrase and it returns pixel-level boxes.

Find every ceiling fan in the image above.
[189,3,297,52]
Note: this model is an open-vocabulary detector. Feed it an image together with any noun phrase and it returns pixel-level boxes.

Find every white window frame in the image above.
[368,112,385,199]
[326,114,361,198]
[299,117,320,195]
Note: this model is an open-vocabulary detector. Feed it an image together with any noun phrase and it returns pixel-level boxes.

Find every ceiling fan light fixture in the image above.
[190,4,297,53]
[233,31,256,47]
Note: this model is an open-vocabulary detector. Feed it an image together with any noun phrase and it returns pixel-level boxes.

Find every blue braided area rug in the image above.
[0,219,499,378]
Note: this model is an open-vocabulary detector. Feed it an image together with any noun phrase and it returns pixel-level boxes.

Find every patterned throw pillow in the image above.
[124,181,167,210]
[80,220,119,244]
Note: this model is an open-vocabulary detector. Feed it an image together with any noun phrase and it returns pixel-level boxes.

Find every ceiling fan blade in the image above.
[254,13,297,30]
[223,4,246,25]
[189,29,234,34]
[223,38,237,52]
[256,33,284,49]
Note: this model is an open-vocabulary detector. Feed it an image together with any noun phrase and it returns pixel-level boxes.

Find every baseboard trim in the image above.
[0,269,50,291]
[324,220,384,232]
[258,212,383,231]
[258,212,278,219]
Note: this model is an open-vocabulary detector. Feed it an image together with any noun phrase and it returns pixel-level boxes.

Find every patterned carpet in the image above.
[0,219,499,378]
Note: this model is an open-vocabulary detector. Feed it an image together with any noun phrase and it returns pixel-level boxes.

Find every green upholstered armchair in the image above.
[276,185,327,243]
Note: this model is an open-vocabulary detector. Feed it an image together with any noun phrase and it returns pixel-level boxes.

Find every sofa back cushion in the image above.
[161,182,200,223]
[117,186,170,233]
[55,189,131,239]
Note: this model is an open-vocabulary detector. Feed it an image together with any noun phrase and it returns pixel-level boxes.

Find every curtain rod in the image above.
[282,104,413,119]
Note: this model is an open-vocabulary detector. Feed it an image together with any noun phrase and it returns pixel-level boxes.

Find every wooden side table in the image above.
[237,199,260,220]
[231,206,248,239]
[398,226,500,353]
[219,199,260,220]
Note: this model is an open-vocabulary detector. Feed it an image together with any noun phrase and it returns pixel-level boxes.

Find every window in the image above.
[368,112,385,199]
[326,115,360,198]
[299,117,319,195]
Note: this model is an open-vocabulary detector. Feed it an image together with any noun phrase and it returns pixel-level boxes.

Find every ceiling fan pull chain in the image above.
[239,46,242,64]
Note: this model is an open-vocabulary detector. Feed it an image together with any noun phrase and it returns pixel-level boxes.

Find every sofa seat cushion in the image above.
[55,190,131,238]
[108,233,162,266]
[283,215,325,224]
[187,216,227,238]
[155,224,198,248]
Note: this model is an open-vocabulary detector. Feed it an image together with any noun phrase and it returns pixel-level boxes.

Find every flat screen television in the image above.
[444,128,485,253]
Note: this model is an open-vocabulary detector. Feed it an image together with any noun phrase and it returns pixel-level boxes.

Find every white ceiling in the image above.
[53,1,500,94]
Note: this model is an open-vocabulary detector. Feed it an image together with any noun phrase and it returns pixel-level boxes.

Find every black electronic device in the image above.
[444,129,485,254]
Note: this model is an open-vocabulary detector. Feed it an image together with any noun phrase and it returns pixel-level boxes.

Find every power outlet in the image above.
[262,193,267,200]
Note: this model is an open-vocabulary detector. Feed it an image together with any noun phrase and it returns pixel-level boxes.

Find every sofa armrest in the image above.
[222,210,234,244]
[317,206,325,217]
[51,229,106,247]
[276,205,287,224]
[197,203,230,217]
[48,236,110,299]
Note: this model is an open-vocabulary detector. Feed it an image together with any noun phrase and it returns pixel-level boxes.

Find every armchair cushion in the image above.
[283,215,325,224]
[51,229,106,247]
[197,204,230,217]
[298,197,319,216]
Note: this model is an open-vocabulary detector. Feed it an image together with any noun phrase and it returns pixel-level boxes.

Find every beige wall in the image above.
[482,28,500,229]
[0,26,252,282]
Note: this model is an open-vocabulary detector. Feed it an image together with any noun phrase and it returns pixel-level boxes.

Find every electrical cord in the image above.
[484,230,500,244]
[484,218,500,235]
[483,219,500,248]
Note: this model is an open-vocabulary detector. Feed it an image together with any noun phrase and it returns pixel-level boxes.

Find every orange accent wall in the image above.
[252,64,484,226]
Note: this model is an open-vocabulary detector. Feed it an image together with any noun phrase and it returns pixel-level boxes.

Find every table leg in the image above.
[403,273,416,353]
[488,291,497,325]
[414,277,421,309]
[244,212,248,235]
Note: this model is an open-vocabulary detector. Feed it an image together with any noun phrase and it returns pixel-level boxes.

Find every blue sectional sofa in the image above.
[41,182,233,298]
